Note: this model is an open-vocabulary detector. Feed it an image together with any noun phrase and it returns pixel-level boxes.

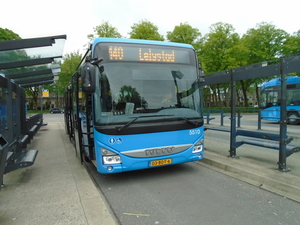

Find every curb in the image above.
[196,151,300,203]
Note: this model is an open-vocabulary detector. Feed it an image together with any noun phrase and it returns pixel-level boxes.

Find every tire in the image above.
[82,152,91,162]
[287,112,300,125]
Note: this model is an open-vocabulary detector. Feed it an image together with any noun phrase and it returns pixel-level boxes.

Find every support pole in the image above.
[237,109,241,128]
[229,69,237,157]
[278,58,289,172]
[257,109,261,130]
[206,109,210,125]
[220,109,224,126]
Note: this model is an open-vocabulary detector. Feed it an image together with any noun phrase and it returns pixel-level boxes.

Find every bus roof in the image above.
[261,76,300,90]
[92,37,195,50]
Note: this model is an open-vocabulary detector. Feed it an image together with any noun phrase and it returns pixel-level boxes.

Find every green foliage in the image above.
[87,21,122,44]
[0,49,31,75]
[129,20,164,41]
[204,107,259,114]
[28,110,50,114]
[0,28,30,75]
[0,28,21,41]
[198,22,242,107]
[197,22,294,107]
[198,22,241,73]
[239,22,289,106]
[282,30,300,56]
[4,21,299,111]
[26,51,82,110]
[59,51,82,90]
[166,22,201,47]
[25,86,42,110]
[242,22,288,64]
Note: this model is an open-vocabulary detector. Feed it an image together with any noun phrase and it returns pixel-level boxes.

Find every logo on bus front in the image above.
[145,147,174,156]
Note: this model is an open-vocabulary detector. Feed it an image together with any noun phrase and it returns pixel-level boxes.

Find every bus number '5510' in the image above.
[189,129,200,135]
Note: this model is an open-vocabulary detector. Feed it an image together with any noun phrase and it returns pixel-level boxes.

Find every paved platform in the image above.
[0,119,299,225]
[0,122,118,225]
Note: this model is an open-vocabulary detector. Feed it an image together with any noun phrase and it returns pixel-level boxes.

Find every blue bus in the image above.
[64,38,205,174]
[260,76,300,125]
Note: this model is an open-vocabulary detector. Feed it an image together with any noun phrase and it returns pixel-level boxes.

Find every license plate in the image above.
[150,158,172,167]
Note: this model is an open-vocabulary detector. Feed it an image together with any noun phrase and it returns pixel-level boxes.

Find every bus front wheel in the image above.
[287,112,300,125]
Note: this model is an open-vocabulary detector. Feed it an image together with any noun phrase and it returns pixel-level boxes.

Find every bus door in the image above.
[71,73,83,161]
[72,73,95,163]
[80,93,95,161]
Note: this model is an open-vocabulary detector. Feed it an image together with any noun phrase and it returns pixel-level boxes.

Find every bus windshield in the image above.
[92,44,202,126]
[260,76,300,125]
[260,81,300,108]
[260,87,280,108]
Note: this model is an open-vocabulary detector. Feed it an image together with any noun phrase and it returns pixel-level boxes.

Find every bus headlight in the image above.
[101,148,122,165]
[193,139,204,153]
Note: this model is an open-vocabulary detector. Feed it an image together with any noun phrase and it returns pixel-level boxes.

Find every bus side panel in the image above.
[261,106,280,122]
[261,106,300,122]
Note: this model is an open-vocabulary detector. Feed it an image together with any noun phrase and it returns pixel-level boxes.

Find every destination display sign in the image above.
[106,44,191,64]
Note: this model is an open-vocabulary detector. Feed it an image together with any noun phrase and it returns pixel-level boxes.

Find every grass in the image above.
[28,110,50,114]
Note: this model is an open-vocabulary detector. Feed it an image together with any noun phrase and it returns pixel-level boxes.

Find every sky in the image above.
[1,0,299,56]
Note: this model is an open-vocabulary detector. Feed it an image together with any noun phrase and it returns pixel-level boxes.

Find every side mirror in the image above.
[81,62,96,93]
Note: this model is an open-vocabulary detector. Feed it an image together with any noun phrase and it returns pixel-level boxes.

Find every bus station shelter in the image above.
[0,35,66,87]
[204,54,300,171]
[0,35,67,186]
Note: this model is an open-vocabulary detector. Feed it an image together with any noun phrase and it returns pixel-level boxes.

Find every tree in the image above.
[0,28,21,41]
[43,81,65,109]
[282,30,300,56]
[0,28,26,75]
[87,21,122,48]
[41,51,82,109]
[25,63,60,110]
[166,22,201,47]
[198,22,241,107]
[129,20,164,41]
[242,22,289,105]
[242,22,288,64]
[25,52,81,110]
[59,51,82,90]
[198,22,241,73]
[25,86,40,110]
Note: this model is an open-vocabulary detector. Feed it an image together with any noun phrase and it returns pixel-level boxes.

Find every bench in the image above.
[235,130,299,157]
[4,149,38,174]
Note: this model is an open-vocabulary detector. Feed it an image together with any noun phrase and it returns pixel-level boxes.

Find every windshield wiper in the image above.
[177,117,199,127]
[116,114,174,133]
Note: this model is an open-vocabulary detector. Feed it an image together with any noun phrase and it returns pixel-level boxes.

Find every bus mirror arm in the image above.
[90,58,103,66]
[91,58,104,75]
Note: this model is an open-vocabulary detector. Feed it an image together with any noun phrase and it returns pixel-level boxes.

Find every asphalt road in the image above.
[45,113,300,225]
[86,161,300,225]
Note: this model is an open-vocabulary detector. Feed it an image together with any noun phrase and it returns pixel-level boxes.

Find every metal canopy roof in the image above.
[0,35,67,88]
